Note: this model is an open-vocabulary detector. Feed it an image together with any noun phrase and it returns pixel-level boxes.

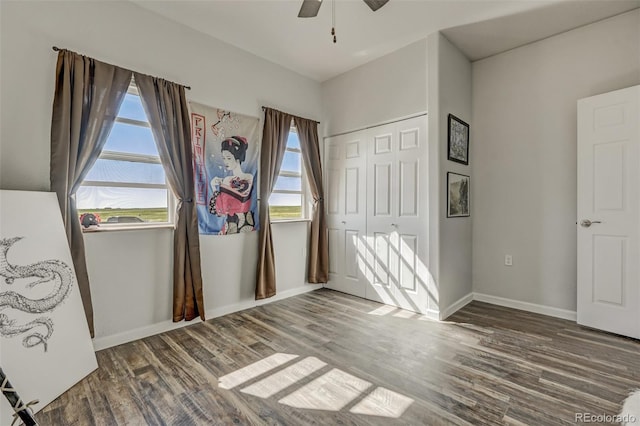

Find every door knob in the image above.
[580,219,602,228]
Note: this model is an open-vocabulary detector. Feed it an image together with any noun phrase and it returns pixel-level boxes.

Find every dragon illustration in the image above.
[0,237,73,352]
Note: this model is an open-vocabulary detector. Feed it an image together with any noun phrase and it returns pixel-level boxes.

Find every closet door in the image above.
[365,116,430,314]
[324,132,367,298]
[365,123,398,306]
[392,116,430,314]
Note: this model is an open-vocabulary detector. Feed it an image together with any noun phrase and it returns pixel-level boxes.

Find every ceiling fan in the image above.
[298,0,389,18]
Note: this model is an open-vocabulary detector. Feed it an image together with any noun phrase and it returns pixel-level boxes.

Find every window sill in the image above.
[82,223,174,233]
[270,218,311,224]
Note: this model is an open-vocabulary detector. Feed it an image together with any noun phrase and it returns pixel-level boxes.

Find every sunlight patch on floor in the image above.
[392,310,419,319]
[278,368,372,411]
[218,353,298,390]
[219,353,415,419]
[367,305,398,316]
[241,357,327,398]
[350,387,414,418]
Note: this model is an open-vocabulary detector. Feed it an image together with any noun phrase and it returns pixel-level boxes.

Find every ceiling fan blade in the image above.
[298,0,323,18]
[363,0,389,12]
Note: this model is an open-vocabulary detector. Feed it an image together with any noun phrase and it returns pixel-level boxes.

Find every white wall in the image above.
[472,10,640,312]
[0,0,322,345]
[428,33,473,317]
[321,39,428,136]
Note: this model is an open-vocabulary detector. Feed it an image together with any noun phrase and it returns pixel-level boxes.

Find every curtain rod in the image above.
[52,46,191,90]
[261,106,320,124]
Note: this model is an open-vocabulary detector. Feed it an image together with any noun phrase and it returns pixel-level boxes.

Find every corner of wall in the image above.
[427,32,441,292]
[428,31,474,314]
[439,292,474,320]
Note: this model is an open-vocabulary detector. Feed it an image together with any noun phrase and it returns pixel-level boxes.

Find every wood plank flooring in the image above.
[37,289,640,425]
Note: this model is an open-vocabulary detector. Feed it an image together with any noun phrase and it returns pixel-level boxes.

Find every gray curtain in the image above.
[256,108,292,299]
[134,73,205,322]
[293,117,329,283]
[50,50,133,336]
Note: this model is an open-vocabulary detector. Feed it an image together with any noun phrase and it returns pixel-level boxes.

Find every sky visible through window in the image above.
[120,93,148,121]
[77,98,303,210]
[77,93,165,210]
[271,131,302,207]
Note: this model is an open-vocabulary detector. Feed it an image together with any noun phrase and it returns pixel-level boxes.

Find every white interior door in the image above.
[577,85,640,339]
[365,123,397,306]
[390,116,430,314]
[365,116,430,314]
[325,133,367,298]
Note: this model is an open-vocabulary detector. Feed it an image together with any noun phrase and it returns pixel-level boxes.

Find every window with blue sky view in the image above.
[77,86,306,225]
[76,85,170,225]
[269,129,306,220]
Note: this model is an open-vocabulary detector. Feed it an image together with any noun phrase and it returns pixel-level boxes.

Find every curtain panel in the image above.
[255,108,293,299]
[134,73,205,322]
[293,117,329,283]
[50,50,133,336]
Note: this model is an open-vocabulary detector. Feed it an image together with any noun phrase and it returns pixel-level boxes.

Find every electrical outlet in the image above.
[505,255,513,266]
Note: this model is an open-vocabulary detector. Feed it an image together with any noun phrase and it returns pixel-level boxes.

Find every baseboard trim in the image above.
[440,293,474,320]
[473,292,577,321]
[96,286,578,350]
[424,308,441,321]
[92,285,323,351]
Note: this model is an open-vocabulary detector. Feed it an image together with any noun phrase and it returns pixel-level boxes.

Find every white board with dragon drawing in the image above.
[0,190,97,424]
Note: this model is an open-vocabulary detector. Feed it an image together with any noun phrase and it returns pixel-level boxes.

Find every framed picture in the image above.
[447,172,470,217]
[447,114,469,165]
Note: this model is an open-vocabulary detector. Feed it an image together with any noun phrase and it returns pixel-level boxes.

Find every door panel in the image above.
[328,228,340,275]
[325,134,366,298]
[365,231,395,306]
[577,85,639,339]
[399,160,419,217]
[399,234,418,292]
[374,133,392,154]
[344,229,361,279]
[592,236,625,305]
[374,163,392,216]
[365,116,430,313]
[400,128,419,151]
[593,141,625,210]
[345,167,360,215]
[390,117,430,314]
[366,124,398,305]
[327,168,340,215]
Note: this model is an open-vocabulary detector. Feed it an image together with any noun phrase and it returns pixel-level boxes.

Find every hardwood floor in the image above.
[38,289,640,425]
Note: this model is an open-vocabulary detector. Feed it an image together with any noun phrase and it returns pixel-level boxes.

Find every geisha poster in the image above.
[189,102,260,235]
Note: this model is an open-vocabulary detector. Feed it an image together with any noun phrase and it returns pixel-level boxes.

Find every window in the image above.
[76,81,172,227]
[269,127,307,220]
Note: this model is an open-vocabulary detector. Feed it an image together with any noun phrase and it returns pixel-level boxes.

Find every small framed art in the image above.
[447,114,469,165]
[447,172,470,218]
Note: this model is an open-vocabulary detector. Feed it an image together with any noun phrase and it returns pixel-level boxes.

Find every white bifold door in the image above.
[325,131,367,299]
[325,115,433,314]
[577,85,640,339]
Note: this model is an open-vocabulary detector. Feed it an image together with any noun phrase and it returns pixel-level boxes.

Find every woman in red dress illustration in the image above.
[209,136,255,234]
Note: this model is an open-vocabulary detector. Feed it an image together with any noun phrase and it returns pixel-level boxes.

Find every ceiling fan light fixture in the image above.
[297,0,389,43]
[363,0,389,12]
[298,0,323,18]
[331,0,336,43]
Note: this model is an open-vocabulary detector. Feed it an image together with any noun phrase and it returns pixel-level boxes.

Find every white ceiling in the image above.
[133,0,640,82]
